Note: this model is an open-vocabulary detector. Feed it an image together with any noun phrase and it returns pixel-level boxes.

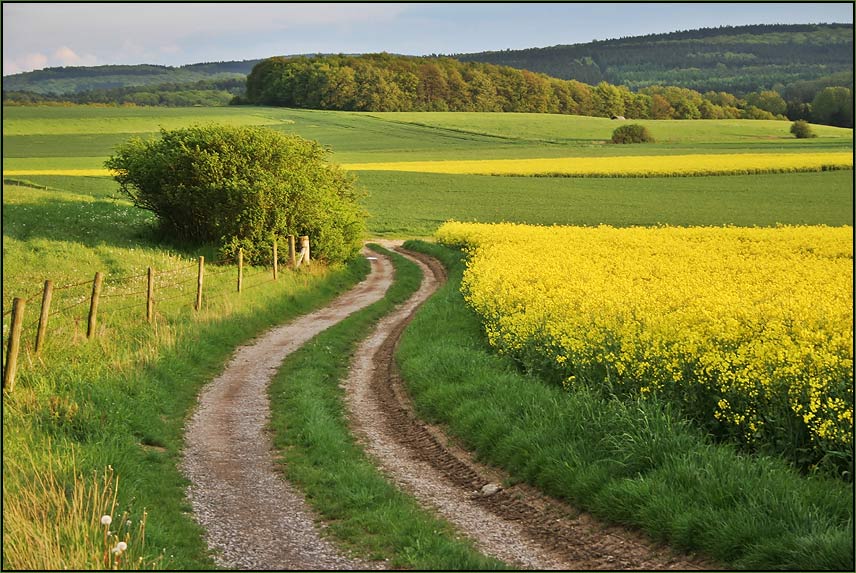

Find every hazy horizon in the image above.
[3,2,853,76]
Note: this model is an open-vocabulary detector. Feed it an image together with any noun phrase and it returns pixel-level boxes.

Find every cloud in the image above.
[3,3,412,72]
[4,52,48,75]
[3,46,100,75]
[53,46,97,67]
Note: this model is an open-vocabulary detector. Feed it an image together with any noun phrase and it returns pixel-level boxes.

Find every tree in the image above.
[745,90,787,116]
[105,125,365,264]
[811,87,853,127]
[594,82,625,117]
[649,94,675,119]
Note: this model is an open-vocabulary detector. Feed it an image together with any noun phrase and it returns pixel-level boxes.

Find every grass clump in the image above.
[611,123,654,143]
[3,444,160,570]
[791,119,818,139]
[397,240,854,571]
[267,244,506,570]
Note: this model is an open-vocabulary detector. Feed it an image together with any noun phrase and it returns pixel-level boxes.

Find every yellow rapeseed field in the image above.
[437,222,853,459]
[6,152,851,179]
[346,152,852,177]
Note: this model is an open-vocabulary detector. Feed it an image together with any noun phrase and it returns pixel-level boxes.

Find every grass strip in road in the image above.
[268,245,507,570]
[397,240,854,571]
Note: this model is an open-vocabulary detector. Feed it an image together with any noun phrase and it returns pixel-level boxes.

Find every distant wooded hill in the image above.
[2,24,852,126]
[1,61,262,94]
[453,23,854,96]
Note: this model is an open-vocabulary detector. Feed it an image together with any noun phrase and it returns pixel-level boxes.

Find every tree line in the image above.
[3,78,246,108]
[241,53,853,126]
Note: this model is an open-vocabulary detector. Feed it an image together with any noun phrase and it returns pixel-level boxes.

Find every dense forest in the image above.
[454,24,853,95]
[241,53,853,126]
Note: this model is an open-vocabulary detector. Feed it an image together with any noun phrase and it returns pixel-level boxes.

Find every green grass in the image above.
[267,244,506,570]
[2,177,371,570]
[376,111,853,146]
[4,106,852,171]
[358,170,854,236]
[397,240,854,571]
[0,105,283,135]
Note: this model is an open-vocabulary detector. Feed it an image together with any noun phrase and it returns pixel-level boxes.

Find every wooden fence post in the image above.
[146,267,154,323]
[87,272,103,339]
[237,249,243,293]
[273,239,279,280]
[35,280,53,354]
[3,297,26,392]
[300,235,310,264]
[288,235,296,268]
[195,257,204,311]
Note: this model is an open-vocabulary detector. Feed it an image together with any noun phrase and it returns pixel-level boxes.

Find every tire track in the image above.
[344,244,712,570]
[181,248,392,570]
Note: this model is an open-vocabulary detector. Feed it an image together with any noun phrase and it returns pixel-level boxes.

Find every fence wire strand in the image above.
[4,247,296,364]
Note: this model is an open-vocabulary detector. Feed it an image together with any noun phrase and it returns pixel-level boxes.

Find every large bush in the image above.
[790,120,817,139]
[105,124,365,264]
[610,124,654,144]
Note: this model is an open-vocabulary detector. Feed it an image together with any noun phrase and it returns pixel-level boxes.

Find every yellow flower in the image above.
[438,222,853,452]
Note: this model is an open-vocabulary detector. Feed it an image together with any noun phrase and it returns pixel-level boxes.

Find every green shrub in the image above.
[790,120,817,139]
[105,124,365,264]
[610,124,655,144]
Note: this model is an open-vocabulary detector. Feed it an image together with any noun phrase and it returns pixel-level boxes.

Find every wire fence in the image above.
[2,236,311,392]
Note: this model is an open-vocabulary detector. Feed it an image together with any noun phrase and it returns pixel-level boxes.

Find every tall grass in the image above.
[3,442,159,570]
[3,179,371,569]
[397,240,854,570]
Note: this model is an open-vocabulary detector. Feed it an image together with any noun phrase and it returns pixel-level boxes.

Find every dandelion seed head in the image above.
[101,515,112,526]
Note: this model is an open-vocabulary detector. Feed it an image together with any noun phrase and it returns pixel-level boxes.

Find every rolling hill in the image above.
[453,23,853,95]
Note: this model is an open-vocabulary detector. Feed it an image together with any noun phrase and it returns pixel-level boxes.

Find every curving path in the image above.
[182,242,710,570]
[181,248,392,570]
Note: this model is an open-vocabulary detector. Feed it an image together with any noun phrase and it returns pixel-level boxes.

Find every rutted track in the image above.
[181,249,392,570]
[344,245,711,570]
[181,241,711,570]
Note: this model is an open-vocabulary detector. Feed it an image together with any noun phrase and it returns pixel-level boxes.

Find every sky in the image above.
[3,2,853,75]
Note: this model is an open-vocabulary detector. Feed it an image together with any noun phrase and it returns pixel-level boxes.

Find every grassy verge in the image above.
[267,244,507,570]
[3,179,372,569]
[3,258,369,570]
[397,240,854,571]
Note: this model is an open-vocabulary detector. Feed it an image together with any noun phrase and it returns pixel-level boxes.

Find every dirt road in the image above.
[344,245,708,570]
[181,248,392,569]
[182,243,709,570]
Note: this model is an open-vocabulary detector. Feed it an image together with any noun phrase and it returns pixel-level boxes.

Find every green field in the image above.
[4,106,853,167]
[3,104,853,570]
[3,105,853,238]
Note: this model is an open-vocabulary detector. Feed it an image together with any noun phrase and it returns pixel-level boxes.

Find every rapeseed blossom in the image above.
[345,152,852,177]
[437,222,853,460]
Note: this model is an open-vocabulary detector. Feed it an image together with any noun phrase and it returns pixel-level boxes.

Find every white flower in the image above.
[114,541,128,553]
[101,515,112,526]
